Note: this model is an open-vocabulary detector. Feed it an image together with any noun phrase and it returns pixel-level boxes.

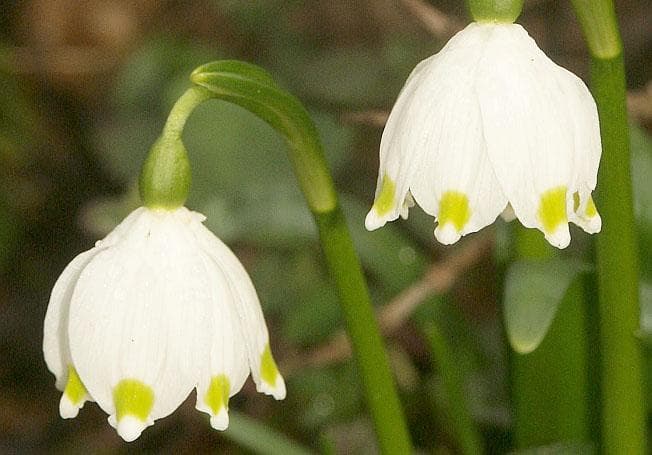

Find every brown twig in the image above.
[627,81,652,123]
[400,0,464,38]
[340,110,390,128]
[281,231,494,374]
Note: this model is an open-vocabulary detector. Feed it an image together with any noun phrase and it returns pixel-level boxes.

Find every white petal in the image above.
[68,208,210,438]
[552,66,601,192]
[569,188,602,233]
[194,249,250,428]
[189,219,286,400]
[44,208,150,417]
[367,23,494,229]
[44,248,100,390]
[476,24,575,248]
[551,66,602,234]
[210,408,230,431]
[95,207,148,248]
[108,414,152,442]
[402,42,507,244]
[59,394,82,419]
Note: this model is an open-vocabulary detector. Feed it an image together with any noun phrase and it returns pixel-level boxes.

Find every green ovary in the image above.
[373,174,396,216]
[438,191,471,231]
[538,186,567,232]
[113,379,155,422]
[205,375,230,414]
[64,365,88,405]
[260,344,280,387]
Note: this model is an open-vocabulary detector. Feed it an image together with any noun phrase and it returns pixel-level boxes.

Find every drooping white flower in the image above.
[43,206,286,442]
[365,22,602,249]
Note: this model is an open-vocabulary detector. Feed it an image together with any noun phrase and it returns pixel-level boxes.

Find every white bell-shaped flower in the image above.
[43,206,286,442]
[365,22,602,249]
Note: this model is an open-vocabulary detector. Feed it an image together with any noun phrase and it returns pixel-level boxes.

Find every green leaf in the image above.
[224,411,314,455]
[631,124,652,275]
[504,258,590,354]
[639,279,652,340]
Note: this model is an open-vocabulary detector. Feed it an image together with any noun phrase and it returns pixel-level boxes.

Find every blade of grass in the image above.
[224,411,314,455]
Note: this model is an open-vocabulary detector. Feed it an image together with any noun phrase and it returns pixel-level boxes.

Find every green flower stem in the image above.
[184,61,412,454]
[161,86,213,138]
[139,87,212,208]
[571,0,621,59]
[511,228,591,448]
[314,210,412,454]
[191,62,336,214]
[571,2,646,453]
[422,321,482,455]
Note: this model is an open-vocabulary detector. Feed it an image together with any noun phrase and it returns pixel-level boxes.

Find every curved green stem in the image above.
[138,87,212,208]
[161,86,213,138]
[190,62,336,214]
[159,61,412,454]
[571,2,646,453]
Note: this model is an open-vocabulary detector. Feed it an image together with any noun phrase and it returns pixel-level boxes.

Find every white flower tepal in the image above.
[365,22,602,249]
[43,207,286,442]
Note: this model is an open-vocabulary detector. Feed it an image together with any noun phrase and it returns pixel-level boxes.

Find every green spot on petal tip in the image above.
[373,174,396,216]
[538,186,567,233]
[260,344,280,387]
[114,379,155,422]
[438,191,471,231]
[573,192,581,212]
[205,375,230,415]
[586,196,598,217]
[64,365,87,405]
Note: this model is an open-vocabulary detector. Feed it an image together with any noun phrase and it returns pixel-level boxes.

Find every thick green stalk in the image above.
[571,2,646,453]
[511,227,591,449]
[315,209,412,454]
[188,61,413,454]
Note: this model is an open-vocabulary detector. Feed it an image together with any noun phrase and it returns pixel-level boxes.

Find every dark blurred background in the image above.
[0,0,651,453]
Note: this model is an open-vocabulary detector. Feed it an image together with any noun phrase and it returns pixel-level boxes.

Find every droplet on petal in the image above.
[435,191,471,245]
[59,365,89,419]
[204,374,231,430]
[259,344,286,400]
[111,379,155,442]
[537,186,570,248]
